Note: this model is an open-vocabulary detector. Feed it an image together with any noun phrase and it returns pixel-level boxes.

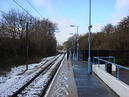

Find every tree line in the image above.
[64,16,129,65]
[65,16,129,51]
[0,9,57,69]
[79,16,129,50]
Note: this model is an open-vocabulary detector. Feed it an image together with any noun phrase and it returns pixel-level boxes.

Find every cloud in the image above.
[32,0,76,44]
[106,0,129,25]
[108,12,128,25]
[54,18,75,44]
[32,0,48,7]
[92,24,103,32]
[116,0,129,11]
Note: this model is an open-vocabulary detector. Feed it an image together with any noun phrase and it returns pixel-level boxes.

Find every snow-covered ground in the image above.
[0,55,58,97]
[18,54,64,97]
[45,56,78,97]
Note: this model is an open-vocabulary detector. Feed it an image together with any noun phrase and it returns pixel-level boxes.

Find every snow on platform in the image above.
[45,55,78,97]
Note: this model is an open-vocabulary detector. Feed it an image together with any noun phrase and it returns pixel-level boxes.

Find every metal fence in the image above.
[93,56,129,80]
[79,50,129,65]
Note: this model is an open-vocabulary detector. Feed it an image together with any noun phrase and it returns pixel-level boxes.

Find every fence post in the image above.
[98,58,100,67]
[105,62,107,71]
[113,57,115,63]
[93,57,95,64]
[116,66,120,80]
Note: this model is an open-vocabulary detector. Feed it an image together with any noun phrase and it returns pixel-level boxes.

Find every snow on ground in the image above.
[45,56,78,97]
[17,54,64,97]
[52,68,69,97]
[51,58,69,97]
[45,56,71,97]
[0,55,57,97]
[18,69,50,97]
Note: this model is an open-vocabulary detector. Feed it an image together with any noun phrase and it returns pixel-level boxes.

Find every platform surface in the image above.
[72,57,118,97]
[44,56,78,97]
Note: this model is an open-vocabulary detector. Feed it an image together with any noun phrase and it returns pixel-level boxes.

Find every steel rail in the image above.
[39,54,65,97]
[11,54,62,97]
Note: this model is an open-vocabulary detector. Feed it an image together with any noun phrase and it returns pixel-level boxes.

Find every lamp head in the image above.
[70,25,75,27]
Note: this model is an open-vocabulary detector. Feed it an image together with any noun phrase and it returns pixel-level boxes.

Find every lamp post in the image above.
[69,33,75,56]
[88,0,92,74]
[70,25,79,60]
[20,20,32,71]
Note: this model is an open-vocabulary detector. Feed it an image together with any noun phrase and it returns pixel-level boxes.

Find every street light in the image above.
[69,32,74,35]
[88,0,92,74]
[69,33,76,59]
[69,32,74,53]
[70,25,79,60]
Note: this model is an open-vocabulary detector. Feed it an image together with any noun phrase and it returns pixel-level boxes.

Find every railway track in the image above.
[10,54,65,97]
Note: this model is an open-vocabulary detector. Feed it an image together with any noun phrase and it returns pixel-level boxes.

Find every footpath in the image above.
[72,57,118,97]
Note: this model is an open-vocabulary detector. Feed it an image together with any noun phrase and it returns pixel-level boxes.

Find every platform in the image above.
[72,57,118,97]
[44,56,78,97]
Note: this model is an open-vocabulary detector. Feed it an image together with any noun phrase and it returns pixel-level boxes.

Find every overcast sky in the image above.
[1,0,129,44]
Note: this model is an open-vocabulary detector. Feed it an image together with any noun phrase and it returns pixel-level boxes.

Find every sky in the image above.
[1,0,129,44]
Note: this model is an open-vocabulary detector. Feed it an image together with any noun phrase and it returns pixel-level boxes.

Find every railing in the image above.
[93,56,115,64]
[93,56,129,80]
